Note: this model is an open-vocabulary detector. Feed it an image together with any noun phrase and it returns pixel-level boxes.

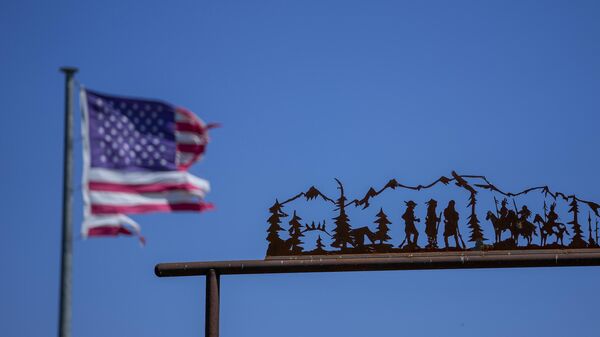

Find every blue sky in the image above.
[1,1,600,336]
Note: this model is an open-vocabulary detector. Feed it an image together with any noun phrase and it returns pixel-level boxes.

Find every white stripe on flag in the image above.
[88,168,210,192]
[82,214,141,236]
[89,190,204,206]
[176,131,206,144]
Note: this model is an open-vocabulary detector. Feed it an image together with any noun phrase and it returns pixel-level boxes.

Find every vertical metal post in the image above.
[205,269,220,337]
[58,66,77,337]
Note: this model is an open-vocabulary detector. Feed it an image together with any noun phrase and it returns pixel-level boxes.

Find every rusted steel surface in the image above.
[205,269,219,337]
[265,172,600,257]
[155,248,600,277]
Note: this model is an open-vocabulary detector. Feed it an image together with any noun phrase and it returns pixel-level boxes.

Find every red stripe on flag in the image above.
[87,226,146,245]
[89,181,205,194]
[88,225,134,237]
[176,122,204,134]
[91,202,214,214]
[177,144,205,154]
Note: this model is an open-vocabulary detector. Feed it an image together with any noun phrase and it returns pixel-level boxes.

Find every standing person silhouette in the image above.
[443,200,461,249]
[425,199,440,248]
[402,200,420,247]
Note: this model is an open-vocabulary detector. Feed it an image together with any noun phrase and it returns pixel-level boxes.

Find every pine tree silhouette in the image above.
[568,198,587,248]
[587,211,596,247]
[467,192,486,247]
[287,210,304,254]
[373,208,392,245]
[314,235,325,253]
[594,219,599,246]
[331,178,353,250]
[266,199,288,255]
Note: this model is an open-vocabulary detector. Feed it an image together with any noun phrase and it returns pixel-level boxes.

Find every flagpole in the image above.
[59,66,77,337]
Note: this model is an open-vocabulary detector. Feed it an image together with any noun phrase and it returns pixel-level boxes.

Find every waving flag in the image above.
[80,89,216,242]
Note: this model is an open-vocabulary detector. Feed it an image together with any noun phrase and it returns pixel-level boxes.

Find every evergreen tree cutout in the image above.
[587,211,597,247]
[331,179,353,250]
[594,219,600,247]
[373,208,392,245]
[568,198,587,248]
[314,235,326,253]
[467,192,486,247]
[287,211,304,254]
[266,200,288,256]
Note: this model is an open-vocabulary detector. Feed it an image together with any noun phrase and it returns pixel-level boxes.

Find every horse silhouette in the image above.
[488,210,537,246]
[486,211,511,243]
[533,214,569,246]
[514,218,538,246]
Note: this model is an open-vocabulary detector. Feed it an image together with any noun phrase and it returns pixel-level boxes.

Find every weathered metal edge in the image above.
[155,248,600,277]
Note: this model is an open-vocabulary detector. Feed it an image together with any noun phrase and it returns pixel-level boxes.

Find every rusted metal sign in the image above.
[266,171,600,257]
[156,170,600,337]
[155,170,600,337]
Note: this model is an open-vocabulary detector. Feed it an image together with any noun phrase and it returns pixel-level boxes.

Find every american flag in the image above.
[80,89,216,242]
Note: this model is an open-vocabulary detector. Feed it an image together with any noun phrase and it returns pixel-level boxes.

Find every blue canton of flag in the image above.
[87,92,178,171]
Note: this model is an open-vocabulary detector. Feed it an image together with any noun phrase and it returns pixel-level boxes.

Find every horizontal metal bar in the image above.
[155,249,600,277]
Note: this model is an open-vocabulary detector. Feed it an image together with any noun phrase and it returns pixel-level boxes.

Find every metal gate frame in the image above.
[155,249,600,337]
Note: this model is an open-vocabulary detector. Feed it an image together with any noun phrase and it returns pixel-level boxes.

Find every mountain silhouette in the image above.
[281,185,335,205]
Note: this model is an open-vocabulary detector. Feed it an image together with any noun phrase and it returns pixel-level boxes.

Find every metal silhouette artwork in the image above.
[265,171,600,256]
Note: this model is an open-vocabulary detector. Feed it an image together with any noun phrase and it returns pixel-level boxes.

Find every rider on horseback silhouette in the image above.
[518,205,532,222]
[534,202,569,246]
[499,198,509,221]
[545,203,559,234]
[516,205,538,245]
